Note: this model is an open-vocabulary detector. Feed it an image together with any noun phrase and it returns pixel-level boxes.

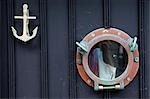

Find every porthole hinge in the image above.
[129,37,138,52]
[94,82,124,90]
[76,41,88,54]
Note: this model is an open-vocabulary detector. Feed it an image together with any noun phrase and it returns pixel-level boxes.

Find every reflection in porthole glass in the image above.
[88,40,128,81]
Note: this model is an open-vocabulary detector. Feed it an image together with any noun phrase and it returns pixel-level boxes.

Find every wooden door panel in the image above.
[47,0,69,98]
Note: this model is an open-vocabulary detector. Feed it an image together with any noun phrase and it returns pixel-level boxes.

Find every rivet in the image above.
[76,59,82,65]
[127,77,131,81]
[91,33,95,37]
[87,79,91,84]
[103,29,109,33]
[118,32,121,35]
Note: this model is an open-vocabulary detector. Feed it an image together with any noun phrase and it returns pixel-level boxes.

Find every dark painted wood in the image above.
[7,0,16,98]
[0,0,9,98]
[138,0,149,98]
[39,0,49,98]
[144,1,150,98]
[103,0,111,29]
[0,0,1,97]
[68,0,77,98]
[138,0,145,98]
[47,0,69,98]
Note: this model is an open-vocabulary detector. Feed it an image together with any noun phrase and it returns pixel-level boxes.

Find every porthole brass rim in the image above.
[76,28,139,87]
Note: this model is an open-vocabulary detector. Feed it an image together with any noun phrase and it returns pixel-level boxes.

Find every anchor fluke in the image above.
[30,26,38,39]
[11,26,18,38]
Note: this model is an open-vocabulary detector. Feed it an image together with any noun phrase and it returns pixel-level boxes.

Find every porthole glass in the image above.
[88,40,128,81]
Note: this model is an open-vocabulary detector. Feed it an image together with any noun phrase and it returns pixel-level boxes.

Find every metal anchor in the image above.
[11,4,38,42]
[129,37,138,52]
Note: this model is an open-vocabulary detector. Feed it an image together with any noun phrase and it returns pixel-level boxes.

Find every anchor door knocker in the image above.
[11,4,38,42]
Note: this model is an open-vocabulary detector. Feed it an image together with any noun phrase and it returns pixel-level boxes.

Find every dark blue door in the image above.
[0,0,149,98]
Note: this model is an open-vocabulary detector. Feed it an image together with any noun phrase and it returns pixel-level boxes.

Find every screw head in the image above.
[87,79,91,85]
[127,77,131,81]
[134,57,139,63]
[91,33,95,37]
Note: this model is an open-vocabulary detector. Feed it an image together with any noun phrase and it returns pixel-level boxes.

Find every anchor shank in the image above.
[23,16,28,36]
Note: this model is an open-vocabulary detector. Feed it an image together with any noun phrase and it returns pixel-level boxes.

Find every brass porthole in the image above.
[76,28,139,90]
